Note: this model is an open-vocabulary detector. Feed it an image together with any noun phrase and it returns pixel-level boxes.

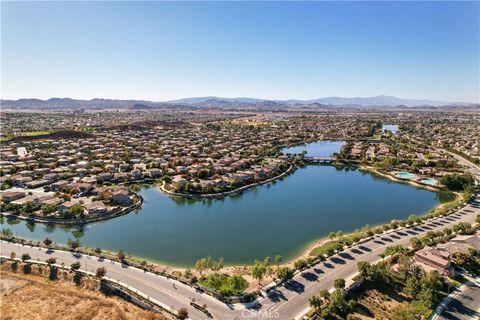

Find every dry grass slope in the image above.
[0,265,168,320]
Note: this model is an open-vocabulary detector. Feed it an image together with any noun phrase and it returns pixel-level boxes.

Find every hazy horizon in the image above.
[2,2,479,103]
[1,94,476,105]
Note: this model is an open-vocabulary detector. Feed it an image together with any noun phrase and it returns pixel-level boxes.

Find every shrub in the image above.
[96,266,107,277]
[70,261,81,271]
[21,253,31,261]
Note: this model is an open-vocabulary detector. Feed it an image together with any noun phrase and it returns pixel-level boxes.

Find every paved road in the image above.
[436,279,480,320]
[1,153,479,320]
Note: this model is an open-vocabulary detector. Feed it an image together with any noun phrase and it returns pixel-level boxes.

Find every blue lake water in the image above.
[382,124,399,133]
[1,165,440,267]
[281,140,346,157]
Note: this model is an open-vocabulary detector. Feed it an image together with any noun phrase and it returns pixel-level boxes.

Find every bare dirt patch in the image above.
[10,130,95,142]
[0,262,169,320]
[349,287,407,320]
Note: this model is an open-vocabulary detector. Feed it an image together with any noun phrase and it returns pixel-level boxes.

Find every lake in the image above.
[1,166,440,267]
[382,124,399,134]
[282,140,345,157]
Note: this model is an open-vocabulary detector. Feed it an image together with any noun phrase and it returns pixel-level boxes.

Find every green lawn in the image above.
[199,274,248,296]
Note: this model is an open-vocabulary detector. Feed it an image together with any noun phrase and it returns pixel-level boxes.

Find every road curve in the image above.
[1,154,479,320]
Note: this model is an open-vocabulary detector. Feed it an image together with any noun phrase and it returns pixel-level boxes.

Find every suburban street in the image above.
[436,278,480,320]
[1,154,479,320]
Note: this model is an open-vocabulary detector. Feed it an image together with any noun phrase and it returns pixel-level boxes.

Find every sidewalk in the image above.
[429,274,477,320]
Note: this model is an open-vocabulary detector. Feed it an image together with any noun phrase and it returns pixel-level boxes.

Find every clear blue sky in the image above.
[1,1,479,102]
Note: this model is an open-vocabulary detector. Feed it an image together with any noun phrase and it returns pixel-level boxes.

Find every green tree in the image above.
[274,255,282,269]
[251,260,266,284]
[403,276,421,298]
[41,203,57,215]
[294,259,308,270]
[409,237,422,250]
[276,267,294,282]
[309,295,322,313]
[334,278,346,290]
[357,261,372,279]
[68,204,84,217]
[440,173,474,191]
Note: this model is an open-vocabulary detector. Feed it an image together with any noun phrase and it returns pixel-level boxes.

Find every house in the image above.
[0,191,26,202]
[77,183,93,194]
[25,179,51,189]
[114,173,128,182]
[446,234,480,253]
[111,189,132,205]
[84,201,107,215]
[172,175,188,190]
[131,169,142,180]
[414,246,453,276]
[43,173,59,181]
[11,175,33,187]
[51,180,69,192]
[91,186,111,197]
[12,195,37,206]
[58,201,77,214]
[34,195,62,207]
[17,147,28,158]
[418,167,435,175]
[148,168,162,178]
[98,172,113,182]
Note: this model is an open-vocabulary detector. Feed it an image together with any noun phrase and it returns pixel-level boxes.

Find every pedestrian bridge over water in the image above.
[304,156,336,163]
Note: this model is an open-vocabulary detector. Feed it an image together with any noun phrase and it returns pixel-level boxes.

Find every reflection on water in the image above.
[282,140,346,157]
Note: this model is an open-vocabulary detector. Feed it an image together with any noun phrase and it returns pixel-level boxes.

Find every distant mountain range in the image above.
[1,95,477,109]
[167,95,475,107]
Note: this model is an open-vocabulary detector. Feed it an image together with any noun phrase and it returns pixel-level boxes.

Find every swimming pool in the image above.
[419,178,438,186]
[395,172,417,180]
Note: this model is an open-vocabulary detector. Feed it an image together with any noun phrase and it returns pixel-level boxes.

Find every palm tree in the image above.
[274,255,282,270]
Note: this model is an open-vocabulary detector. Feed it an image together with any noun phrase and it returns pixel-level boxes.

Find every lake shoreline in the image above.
[0,140,447,270]
[1,164,447,270]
